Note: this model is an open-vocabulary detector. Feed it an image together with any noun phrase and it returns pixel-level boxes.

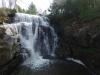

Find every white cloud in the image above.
[17,0,53,12]
[0,0,53,12]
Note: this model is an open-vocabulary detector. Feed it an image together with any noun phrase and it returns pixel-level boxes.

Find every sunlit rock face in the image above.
[0,27,18,65]
[0,23,31,66]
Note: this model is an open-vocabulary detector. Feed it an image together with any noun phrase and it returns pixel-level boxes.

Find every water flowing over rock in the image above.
[0,13,58,69]
[0,13,94,75]
[14,13,58,58]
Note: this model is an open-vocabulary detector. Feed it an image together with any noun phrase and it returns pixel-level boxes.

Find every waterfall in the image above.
[15,13,58,57]
[2,13,58,68]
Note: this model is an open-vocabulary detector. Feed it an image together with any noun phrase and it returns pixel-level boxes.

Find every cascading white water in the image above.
[3,13,58,68]
[15,13,58,57]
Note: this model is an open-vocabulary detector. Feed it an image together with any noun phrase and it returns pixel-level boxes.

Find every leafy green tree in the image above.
[17,5,26,13]
[26,2,37,15]
[16,3,37,15]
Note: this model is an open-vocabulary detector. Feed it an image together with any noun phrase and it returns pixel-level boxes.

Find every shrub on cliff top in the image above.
[0,8,16,24]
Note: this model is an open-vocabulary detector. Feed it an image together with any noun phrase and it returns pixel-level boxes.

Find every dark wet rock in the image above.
[18,48,31,61]
[92,33,100,48]
[49,18,100,74]
[0,55,23,75]
[78,28,91,47]
[6,10,16,23]
[21,24,29,40]
[34,25,57,57]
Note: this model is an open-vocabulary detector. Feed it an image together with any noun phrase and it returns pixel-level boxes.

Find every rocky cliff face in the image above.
[0,26,29,75]
[50,18,100,74]
[0,27,18,65]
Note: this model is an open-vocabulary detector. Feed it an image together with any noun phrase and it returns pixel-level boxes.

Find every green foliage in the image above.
[26,2,37,15]
[17,2,37,15]
[0,8,16,23]
[50,0,100,21]
[17,5,26,13]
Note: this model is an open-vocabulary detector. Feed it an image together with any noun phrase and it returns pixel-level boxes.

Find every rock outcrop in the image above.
[0,26,30,75]
[50,18,100,74]
[0,27,18,65]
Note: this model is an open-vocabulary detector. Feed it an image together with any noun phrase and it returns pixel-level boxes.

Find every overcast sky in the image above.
[0,0,53,12]
[17,0,53,11]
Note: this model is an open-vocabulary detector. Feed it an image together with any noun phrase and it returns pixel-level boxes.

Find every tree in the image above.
[50,0,100,20]
[26,2,37,15]
[17,5,26,13]
[16,3,37,15]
